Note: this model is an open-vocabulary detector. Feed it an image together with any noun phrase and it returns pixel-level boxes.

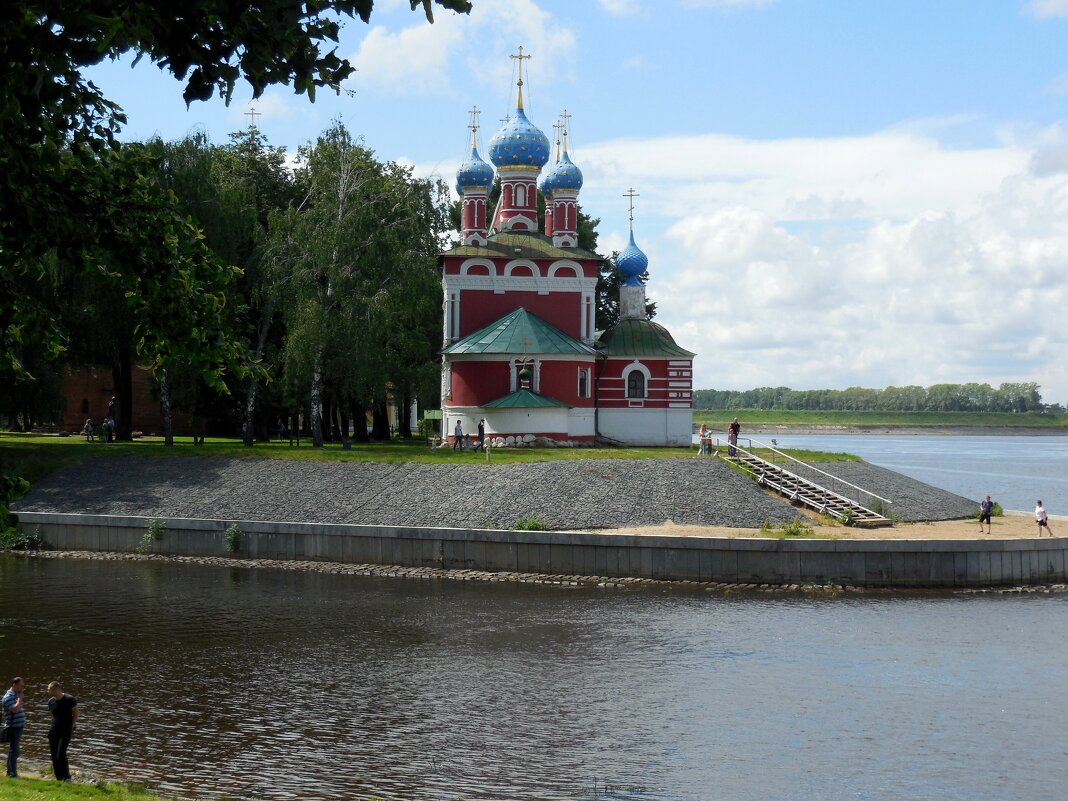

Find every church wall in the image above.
[597,358,693,409]
[456,289,583,340]
[449,361,511,406]
[538,360,596,407]
[597,407,693,447]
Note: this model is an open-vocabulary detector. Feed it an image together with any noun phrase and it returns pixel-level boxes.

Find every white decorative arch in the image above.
[622,361,651,399]
[549,260,582,278]
[505,260,540,277]
[460,258,497,276]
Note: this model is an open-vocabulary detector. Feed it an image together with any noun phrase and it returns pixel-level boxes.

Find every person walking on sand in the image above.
[978,495,995,534]
[3,677,25,778]
[46,681,78,782]
[1035,500,1054,537]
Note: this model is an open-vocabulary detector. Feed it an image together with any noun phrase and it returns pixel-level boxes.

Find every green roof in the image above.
[482,389,570,409]
[441,230,599,261]
[443,308,597,356]
[597,318,695,358]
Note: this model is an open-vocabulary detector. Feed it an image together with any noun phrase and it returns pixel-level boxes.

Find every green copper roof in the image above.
[442,230,599,261]
[443,308,597,356]
[482,389,570,409]
[596,318,695,358]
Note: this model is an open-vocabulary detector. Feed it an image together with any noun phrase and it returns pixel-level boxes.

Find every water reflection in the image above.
[1,555,1066,800]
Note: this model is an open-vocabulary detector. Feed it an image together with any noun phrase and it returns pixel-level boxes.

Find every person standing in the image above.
[978,495,995,534]
[473,418,486,453]
[46,681,78,782]
[727,418,740,457]
[453,419,463,450]
[697,423,708,455]
[1035,500,1054,537]
[2,677,25,778]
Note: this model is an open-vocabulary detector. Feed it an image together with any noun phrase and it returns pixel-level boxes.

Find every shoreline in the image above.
[9,548,1067,595]
[736,424,1068,436]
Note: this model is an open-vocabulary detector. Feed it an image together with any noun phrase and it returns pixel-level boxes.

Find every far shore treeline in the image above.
[694,382,1063,414]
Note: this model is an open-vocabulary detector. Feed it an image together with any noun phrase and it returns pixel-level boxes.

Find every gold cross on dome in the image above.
[510,45,532,109]
[468,105,481,146]
[552,119,563,159]
[624,187,640,229]
[559,108,573,151]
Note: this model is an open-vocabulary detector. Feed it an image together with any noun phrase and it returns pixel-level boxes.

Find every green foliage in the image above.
[139,518,167,552]
[513,515,552,531]
[693,382,1053,414]
[760,518,817,539]
[225,524,243,553]
[0,474,30,542]
[1,525,49,551]
[972,502,1004,519]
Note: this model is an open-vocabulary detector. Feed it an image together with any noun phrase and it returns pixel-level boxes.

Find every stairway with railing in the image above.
[709,433,893,527]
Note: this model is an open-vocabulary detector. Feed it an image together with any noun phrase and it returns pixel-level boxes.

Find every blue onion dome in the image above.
[616,231,649,286]
[456,146,494,194]
[541,150,583,192]
[488,107,551,169]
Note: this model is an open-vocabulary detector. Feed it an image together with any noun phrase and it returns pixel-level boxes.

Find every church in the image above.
[440,52,695,447]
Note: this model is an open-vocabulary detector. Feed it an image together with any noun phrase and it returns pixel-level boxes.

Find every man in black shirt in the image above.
[46,681,78,781]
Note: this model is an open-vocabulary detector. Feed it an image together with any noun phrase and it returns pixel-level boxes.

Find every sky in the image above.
[85,0,1068,404]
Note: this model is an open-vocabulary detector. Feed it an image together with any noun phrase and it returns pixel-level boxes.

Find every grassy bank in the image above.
[693,409,1068,429]
[2,776,391,801]
[0,431,854,484]
[1,777,171,801]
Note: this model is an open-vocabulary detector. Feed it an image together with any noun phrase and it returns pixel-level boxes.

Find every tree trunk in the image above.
[112,345,134,441]
[340,407,350,443]
[352,402,369,443]
[241,297,275,447]
[310,347,324,447]
[372,399,390,440]
[160,369,174,446]
[398,388,413,439]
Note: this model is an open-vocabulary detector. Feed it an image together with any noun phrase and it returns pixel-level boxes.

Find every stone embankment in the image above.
[14,455,977,529]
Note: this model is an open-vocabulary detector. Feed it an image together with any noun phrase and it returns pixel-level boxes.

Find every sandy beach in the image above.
[603,510,1062,540]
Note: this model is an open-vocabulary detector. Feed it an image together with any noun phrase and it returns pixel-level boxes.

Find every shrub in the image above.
[224,524,242,553]
[139,518,167,552]
[513,515,551,531]
[1,525,49,551]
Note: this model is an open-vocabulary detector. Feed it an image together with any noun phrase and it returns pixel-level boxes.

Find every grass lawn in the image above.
[0,431,856,491]
[692,409,1068,429]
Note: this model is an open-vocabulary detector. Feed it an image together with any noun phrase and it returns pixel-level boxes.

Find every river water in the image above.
[737,434,1068,514]
[2,555,1067,801]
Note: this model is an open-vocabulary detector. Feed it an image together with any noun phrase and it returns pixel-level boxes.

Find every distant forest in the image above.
[693,382,1065,413]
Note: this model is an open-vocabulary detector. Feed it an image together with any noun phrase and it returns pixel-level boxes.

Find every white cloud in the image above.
[1047,71,1068,95]
[1026,0,1068,17]
[682,0,780,8]
[598,0,640,14]
[572,125,1068,402]
[347,0,577,99]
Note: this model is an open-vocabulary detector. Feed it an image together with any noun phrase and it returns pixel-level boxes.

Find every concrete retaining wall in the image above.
[15,511,1068,587]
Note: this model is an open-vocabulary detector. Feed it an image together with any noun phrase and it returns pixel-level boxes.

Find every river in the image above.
[732,434,1068,514]
[2,555,1066,801]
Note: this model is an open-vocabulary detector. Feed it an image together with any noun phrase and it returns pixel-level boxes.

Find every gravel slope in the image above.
[14,455,975,530]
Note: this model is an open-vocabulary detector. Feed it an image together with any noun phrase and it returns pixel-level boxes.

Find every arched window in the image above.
[515,184,526,207]
[627,371,645,399]
[81,398,89,413]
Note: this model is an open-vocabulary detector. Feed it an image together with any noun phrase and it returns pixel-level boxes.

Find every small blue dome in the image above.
[616,231,649,286]
[541,151,583,193]
[456,146,494,194]
[488,107,551,169]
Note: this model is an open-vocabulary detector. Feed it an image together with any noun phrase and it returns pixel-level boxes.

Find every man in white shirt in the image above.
[1035,500,1054,537]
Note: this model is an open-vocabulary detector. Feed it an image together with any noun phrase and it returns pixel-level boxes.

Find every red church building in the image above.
[441,57,694,447]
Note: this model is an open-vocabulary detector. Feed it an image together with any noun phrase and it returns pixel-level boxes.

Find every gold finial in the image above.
[468,105,481,148]
[509,45,532,110]
[560,109,573,154]
[624,187,640,231]
[552,119,563,161]
[245,106,261,130]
